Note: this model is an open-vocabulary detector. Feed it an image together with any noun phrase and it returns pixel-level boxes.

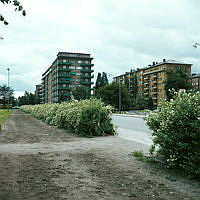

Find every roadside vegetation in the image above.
[146,90,200,178]
[0,109,12,128]
[21,98,115,137]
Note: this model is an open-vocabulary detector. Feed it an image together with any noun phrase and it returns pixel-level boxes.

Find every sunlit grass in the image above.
[0,109,12,126]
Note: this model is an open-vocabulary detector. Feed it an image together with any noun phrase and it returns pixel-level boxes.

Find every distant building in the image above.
[42,52,94,103]
[114,59,192,106]
[35,84,43,103]
[192,73,200,91]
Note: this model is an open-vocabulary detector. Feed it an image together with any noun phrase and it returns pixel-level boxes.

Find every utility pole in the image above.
[119,80,121,112]
[7,68,10,111]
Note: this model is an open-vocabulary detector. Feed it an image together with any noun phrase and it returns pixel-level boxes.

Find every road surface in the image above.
[112,114,153,146]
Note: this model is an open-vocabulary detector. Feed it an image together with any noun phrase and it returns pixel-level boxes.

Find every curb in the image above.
[112,114,147,118]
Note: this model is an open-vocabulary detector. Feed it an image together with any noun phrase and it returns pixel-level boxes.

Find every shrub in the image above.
[21,98,115,137]
[146,90,200,177]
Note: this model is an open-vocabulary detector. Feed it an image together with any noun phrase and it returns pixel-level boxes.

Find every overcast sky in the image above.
[0,0,200,97]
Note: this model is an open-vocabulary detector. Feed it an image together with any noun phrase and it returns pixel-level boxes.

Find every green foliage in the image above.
[71,86,89,100]
[135,95,148,110]
[146,90,200,177]
[0,84,14,105]
[95,72,109,91]
[0,0,26,25]
[147,97,154,110]
[165,68,192,100]
[130,74,138,100]
[131,151,155,163]
[95,82,131,110]
[0,109,12,126]
[18,91,37,106]
[21,98,116,137]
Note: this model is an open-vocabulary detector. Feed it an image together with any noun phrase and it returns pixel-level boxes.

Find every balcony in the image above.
[80,74,94,79]
[57,80,71,84]
[80,81,94,85]
[80,63,94,67]
[80,69,94,73]
[57,68,71,72]
[58,74,71,78]
[58,61,72,65]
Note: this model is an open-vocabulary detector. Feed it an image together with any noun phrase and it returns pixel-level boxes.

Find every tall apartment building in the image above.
[114,59,192,106]
[42,52,94,103]
[35,84,43,103]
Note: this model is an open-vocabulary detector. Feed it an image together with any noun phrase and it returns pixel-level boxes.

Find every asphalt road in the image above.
[112,115,153,146]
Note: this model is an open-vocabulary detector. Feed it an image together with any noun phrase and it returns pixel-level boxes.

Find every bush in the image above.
[21,98,116,137]
[146,90,200,177]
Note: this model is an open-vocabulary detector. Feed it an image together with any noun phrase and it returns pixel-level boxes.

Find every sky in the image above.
[1,0,200,97]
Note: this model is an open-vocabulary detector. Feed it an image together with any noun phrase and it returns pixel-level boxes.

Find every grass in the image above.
[131,151,156,163]
[0,109,12,128]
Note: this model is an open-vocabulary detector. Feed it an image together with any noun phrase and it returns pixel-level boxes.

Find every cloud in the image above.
[0,0,200,94]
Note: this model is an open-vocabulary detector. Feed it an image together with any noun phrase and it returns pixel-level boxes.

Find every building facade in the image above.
[42,52,94,103]
[114,59,192,106]
[192,73,200,91]
[35,84,43,103]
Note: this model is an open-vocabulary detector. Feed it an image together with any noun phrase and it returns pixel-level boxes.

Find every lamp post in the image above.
[7,68,10,111]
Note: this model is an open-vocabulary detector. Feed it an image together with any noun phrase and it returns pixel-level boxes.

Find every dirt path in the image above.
[0,110,199,200]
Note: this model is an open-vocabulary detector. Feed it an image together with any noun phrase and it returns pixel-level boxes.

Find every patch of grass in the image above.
[131,151,156,163]
[0,109,12,127]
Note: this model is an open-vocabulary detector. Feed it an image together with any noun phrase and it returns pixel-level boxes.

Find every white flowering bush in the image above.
[21,98,115,136]
[146,90,200,177]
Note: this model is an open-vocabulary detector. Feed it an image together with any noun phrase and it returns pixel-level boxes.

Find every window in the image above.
[63,59,66,62]
[76,66,82,70]
[78,60,82,64]
[63,66,66,69]
[69,66,75,69]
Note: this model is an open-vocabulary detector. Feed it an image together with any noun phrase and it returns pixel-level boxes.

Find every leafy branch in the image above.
[0,0,26,25]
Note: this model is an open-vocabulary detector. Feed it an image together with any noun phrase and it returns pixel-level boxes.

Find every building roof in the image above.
[113,59,192,79]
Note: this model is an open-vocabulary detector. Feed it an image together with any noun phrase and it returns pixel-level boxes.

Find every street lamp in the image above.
[7,68,10,110]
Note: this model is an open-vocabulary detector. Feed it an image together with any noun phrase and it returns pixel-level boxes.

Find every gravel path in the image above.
[0,109,199,200]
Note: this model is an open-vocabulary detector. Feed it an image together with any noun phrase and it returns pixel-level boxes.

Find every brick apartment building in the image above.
[41,52,94,103]
[114,59,192,106]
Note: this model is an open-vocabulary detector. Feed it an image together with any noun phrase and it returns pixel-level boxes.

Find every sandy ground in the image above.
[0,109,199,200]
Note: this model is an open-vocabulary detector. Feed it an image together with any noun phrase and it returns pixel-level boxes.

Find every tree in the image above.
[18,91,37,106]
[0,0,26,25]
[95,72,102,90]
[165,68,192,100]
[147,96,154,110]
[100,72,109,87]
[71,86,89,100]
[0,84,14,105]
[130,74,138,100]
[135,95,148,110]
[96,82,131,110]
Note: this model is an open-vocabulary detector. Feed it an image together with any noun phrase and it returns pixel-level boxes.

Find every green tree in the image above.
[0,0,26,25]
[96,82,131,110]
[72,86,89,100]
[100,72,109,87]
[130,74,137,100]
[135,95,147,110]
[147,96,154,110]
[18,91,37,106]
[165,68,192,100]
[95,72,102,90]
[0,84,14,105]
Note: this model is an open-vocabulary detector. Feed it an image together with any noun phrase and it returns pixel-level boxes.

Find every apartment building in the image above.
[42,52,94,103]
[192,73,200,91]
[114,59,192,106]
[35,84,43,103]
